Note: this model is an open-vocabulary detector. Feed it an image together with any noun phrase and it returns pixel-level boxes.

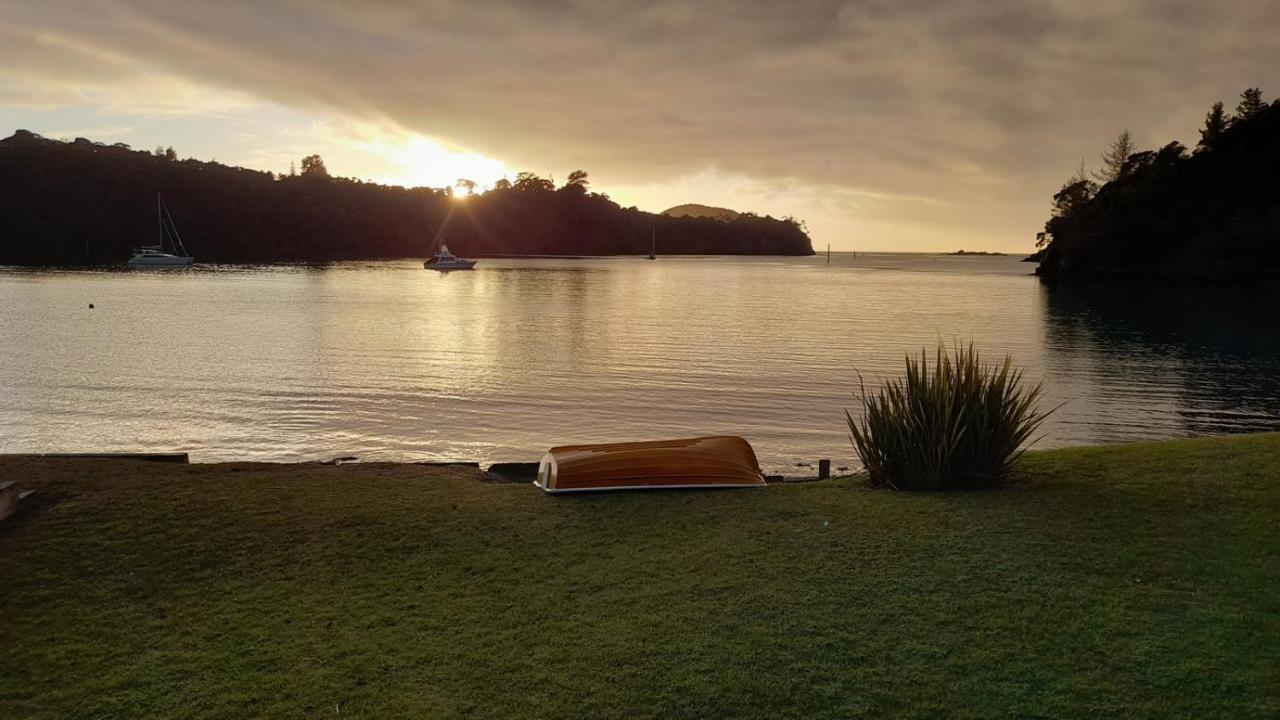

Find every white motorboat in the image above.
[128,194,194,268]
[424,245,477,271]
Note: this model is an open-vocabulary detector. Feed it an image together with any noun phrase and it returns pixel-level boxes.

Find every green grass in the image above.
[1,433,1278,719]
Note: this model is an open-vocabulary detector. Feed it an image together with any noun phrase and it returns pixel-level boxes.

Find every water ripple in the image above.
[2,254,1278,473]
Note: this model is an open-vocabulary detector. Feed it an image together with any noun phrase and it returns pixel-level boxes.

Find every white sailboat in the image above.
[128,194,194,268]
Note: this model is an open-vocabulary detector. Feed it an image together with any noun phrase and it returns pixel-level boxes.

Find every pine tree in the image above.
[1234,87,1266,122]
[1094,130,1136,183]
[1197,101,1229,152]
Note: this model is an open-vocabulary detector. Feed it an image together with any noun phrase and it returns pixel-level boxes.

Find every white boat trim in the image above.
[127,253,195,267]
[533,480,765,493]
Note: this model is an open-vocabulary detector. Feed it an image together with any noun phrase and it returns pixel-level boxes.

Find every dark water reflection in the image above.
[1040,282,1280,443]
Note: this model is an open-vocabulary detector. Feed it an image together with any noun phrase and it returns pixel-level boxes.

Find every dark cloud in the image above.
[3,0,1279,247]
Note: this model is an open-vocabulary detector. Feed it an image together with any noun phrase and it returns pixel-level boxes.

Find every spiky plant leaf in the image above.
[848,343,1053,491]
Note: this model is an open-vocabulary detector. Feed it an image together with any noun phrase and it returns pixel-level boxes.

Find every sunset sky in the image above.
[2,1,1277,251]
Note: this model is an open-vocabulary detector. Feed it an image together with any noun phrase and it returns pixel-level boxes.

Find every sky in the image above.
[1,1,1278,252]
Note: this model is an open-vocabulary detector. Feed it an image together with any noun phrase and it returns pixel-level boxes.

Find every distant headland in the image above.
[1034,87,1280,283]
[0,131,813,265]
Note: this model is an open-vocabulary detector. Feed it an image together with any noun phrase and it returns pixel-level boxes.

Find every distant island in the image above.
[1035,87,1280,283]
[662,204,741,221]
[0,131,813,265]
[948,250,1006,256]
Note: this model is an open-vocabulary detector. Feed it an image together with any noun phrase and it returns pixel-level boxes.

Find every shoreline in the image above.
[0,250,1041,270]
[0,452,837,484]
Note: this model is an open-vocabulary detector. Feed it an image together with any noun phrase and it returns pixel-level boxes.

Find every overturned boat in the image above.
[534,435,766,493]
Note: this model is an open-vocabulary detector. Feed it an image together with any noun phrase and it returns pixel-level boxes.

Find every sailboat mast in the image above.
[157,193,163,249]
[157,194,189,256]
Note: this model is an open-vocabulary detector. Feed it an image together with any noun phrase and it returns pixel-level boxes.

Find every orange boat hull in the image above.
[534,436,766,493]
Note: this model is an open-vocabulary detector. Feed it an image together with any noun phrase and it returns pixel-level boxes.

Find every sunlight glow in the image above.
[353,131,508,191]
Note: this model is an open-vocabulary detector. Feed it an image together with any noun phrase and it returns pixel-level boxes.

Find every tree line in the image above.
[0,131,812,265]
[1036,87,1280,281]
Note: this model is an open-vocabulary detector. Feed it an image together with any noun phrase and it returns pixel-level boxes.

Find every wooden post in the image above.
[818,459,831,480]
[0,481,17,523]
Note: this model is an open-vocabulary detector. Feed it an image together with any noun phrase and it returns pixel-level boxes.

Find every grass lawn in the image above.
[1,433,1277,719]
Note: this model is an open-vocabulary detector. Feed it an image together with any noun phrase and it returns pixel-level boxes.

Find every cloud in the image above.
[3,0,1279,250]
[42,125,135,140]
[0,26,260,116]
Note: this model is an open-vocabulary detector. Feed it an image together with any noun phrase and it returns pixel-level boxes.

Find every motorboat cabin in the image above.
[425,245,477,270]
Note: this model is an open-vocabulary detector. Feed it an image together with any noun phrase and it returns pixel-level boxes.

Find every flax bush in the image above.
[847,344,1052,491]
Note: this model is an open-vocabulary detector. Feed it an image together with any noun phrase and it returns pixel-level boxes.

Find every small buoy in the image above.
[88,303,94,309]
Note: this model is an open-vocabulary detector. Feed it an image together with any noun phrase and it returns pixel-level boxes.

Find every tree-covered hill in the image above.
[1035,88,1280,282]
[0,131,812,265]
[662,203,741,221]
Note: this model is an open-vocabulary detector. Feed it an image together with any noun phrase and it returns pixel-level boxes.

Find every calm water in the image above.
[2,254,1278,472]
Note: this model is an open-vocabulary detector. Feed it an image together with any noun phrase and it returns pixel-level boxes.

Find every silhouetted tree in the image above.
[1234,87,1266,122]
[563,169,590,193]
[163,146,177,161]
[1197,101,1229,153]
[1094,131,1136,183]
[1050,178,1098,219]
[455,178,477,196]
[492,178,511,191]
[1036,91,1280,281]
[300,154,329,177]
[1038,163,1097,248]
[513,172,553,192]
[1154,141,1188,165]
[1119,151,1157,177]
